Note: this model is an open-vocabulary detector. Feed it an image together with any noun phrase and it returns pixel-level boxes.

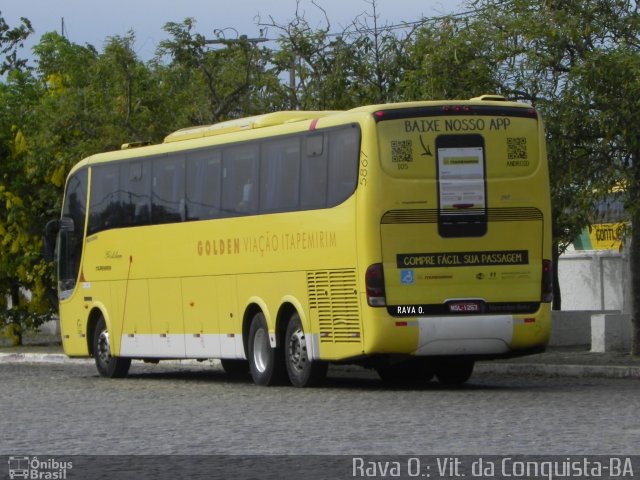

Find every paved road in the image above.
[1,362,638,456]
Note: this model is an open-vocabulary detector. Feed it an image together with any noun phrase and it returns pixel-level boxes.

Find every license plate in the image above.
[448,301,481,313]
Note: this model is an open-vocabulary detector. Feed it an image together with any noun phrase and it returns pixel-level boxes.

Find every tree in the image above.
[260,0,421,110]
[93,32,172,145]
[577,46,640,352]
[1,31,171,345]
[0,12,32,74]
[467,0,639,310]
[260,2,359,110]
[399,14,501,101]
[0,13,45,344]
[157,18,276,124]
[345,0,421,104]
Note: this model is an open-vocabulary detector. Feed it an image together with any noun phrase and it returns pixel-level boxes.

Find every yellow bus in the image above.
[45,95,552,387]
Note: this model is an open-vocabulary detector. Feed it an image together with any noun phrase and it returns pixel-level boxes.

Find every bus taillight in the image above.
[366,263,386,307]
[542,259,553,303]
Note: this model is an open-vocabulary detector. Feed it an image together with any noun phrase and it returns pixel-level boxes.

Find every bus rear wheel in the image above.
[93,316,131,378]
[248,312,286,386]
[434,359,474,385]
[284,313,327,388]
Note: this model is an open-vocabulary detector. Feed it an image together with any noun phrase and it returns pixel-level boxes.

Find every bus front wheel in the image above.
[284,313,328,388]
[93,316,131,378]
[248,312,286,386]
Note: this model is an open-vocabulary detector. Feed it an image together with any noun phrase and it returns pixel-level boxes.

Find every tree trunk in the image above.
[631,147,640,356]
[10,283,20,309]
[9,282,23,346]
[552,242,561,310]
[631,195,640,356]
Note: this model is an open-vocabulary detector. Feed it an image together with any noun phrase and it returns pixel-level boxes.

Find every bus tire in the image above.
[284,313,328,388]
[248,312,286,386]
[220,358,249,377]
[435,359,474,385]
[93,316,131,378]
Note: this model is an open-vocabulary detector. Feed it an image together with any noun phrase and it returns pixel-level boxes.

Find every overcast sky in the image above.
[3,0,466,61]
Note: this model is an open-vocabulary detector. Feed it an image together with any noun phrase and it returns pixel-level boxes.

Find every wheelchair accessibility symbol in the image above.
[400,269,415,285]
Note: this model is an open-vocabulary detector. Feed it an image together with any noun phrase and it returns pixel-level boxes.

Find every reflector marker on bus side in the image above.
[395,321,418,327]
[513,317,536,324]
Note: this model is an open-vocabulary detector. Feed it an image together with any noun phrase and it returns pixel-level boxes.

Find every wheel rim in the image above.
[97,329,111,366]
[288,326,308,374]
[253,327,269,373]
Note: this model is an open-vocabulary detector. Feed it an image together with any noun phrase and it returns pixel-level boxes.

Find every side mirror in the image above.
[44,219,60,236]
[43,219,59,262]
[43,217,74,262]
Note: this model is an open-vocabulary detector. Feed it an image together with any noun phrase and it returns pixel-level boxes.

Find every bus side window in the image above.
[260,137,300,213]
[89,164,121,234]
[120,160,150,227]
[152,155,186,224]
[222,144,258,216]
[186,149,222,221]
[301,133,328,209]
[327,127,359,207]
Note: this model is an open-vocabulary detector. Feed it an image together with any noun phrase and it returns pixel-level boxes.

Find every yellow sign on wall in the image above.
[587,223,625,250]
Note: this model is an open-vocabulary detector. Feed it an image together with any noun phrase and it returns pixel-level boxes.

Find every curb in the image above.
[475,362,640,379]
[2,352,640,379]
[0,353,91,364]
[0,352,220,367]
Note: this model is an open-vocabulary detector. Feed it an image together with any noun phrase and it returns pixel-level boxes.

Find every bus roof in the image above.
[68,95,533,175]
[163,111,341,143]
[163,96,521,143]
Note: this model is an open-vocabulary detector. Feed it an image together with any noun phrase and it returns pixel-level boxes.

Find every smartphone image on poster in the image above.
[436,134,487,237]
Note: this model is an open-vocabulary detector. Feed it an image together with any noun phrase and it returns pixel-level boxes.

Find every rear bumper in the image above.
[361,307,551,358]
[413,314,514,356]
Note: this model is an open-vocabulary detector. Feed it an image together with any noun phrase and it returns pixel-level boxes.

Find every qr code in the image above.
[507,137,527,160]
[391,140,413,163]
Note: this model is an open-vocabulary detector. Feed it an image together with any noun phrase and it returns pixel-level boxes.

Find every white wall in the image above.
[558,249,628,311]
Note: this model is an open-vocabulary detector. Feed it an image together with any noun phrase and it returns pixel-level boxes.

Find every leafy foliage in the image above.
[0,13,32,74]
[157,19,278,123]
